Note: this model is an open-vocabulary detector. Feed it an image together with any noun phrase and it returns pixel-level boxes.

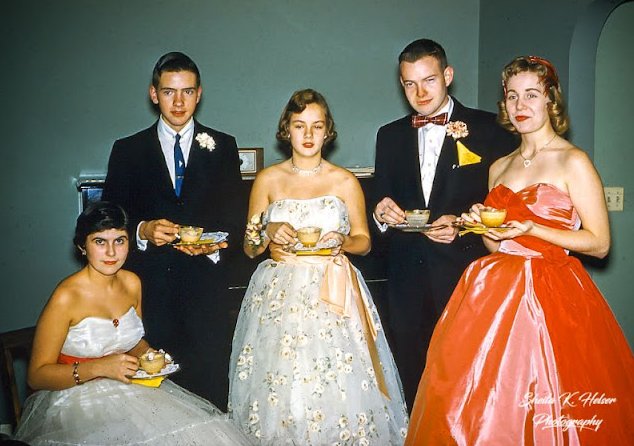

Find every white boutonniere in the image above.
[446,121,469,140]
[446,121,481,168]
[195,132,216,152]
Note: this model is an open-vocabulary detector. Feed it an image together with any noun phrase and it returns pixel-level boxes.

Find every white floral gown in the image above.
[15,307,252,446]
[229,196,408,445]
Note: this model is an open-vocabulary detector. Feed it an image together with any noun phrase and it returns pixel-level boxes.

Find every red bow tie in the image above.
[411,113,449,128]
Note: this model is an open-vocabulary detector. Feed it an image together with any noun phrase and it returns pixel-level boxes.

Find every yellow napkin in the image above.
[296,248,332,256]
[457,141,481,166]
[458,224,512,236]
[131,376,165,387]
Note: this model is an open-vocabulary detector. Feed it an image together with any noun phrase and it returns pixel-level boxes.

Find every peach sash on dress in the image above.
[270,245,390,399]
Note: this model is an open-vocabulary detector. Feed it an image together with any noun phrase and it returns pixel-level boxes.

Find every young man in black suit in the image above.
[102,52,244,410]
[372,39,516,410]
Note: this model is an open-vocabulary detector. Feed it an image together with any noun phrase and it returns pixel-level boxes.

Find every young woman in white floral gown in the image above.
[229,89,408,445]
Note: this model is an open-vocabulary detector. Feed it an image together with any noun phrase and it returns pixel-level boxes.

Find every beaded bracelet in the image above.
[72,361,83,385]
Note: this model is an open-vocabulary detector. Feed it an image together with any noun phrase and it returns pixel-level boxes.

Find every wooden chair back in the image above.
[0,326,35,427]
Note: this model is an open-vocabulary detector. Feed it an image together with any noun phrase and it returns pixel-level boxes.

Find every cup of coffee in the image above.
[296,227,321,247]
[480,208,507,227]
[405,209,430,227]
[178,226,203,243]
[140,351,166,375]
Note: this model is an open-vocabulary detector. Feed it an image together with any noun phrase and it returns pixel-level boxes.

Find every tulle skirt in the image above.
[229,258,408,445]
[15,378,252,445]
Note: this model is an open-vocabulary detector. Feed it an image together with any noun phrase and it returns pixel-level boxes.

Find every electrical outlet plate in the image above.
[604,187,624,211]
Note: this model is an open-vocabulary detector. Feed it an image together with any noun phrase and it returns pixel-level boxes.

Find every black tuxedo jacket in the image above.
[102,120,243,257]
[373,99,517,329]
[101,120,244,408]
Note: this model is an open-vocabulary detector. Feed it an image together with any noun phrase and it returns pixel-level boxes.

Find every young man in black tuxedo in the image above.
[102,52,244,410]
[372,39,517,410]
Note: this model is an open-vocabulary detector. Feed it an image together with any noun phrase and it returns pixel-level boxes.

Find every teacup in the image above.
[140,351,166,375]
[480,208,507,227]
[405,209,430,227]
[178,225,203,243]
[297,227,321,247]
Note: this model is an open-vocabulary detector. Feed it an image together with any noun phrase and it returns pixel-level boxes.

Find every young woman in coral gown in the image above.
[15,202,250,446]
[405,56,634,445]
[229,89,408,445]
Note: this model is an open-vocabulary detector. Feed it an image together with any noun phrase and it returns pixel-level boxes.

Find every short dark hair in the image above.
[74,201,129,248]
[276,89,337,146]
[399,38,448,70]
[152,52,201,88]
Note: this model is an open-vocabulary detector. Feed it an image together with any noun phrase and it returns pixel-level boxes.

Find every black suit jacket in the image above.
[102,120,243,256]
[373,98,517,329]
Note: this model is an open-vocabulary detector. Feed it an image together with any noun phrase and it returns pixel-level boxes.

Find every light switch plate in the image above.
[604,187,624,211]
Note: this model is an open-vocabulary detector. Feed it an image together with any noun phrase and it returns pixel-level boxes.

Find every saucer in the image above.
[291,239,338,252]
[388,223,448,233]
[132,363,180,379]
[172,231,228,246]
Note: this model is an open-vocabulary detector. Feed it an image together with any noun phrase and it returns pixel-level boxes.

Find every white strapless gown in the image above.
[15,307,252,446]
[229,196,408,445]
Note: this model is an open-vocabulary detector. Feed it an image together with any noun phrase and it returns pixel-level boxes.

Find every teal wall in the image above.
[1,0,482,424]
[1,0,481,332]
[592,1,634,344]
[478,0,594,111]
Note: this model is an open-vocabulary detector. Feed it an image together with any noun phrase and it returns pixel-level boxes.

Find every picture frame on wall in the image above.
[238,148,264,176]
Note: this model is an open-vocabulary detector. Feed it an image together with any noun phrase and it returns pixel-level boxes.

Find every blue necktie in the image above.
[174,133,185,197]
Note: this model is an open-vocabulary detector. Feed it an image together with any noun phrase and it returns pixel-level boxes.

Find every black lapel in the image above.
[404,121,425,200]
[148,123,177,199]
[180,121,208,199]
[427,101,464,206]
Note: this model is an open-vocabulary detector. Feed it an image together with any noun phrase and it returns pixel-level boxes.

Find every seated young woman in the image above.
[14,201,251,446]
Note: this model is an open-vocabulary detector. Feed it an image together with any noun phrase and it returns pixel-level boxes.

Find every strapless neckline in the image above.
[70,306,136,328]
[495,182,569,198]
[269,195,344,207]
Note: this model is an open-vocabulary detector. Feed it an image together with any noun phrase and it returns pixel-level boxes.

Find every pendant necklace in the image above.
[291,158,323,175]
[519,134,557,168]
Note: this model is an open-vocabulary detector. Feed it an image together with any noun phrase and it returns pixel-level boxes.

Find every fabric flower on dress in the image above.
[195,132,216,151]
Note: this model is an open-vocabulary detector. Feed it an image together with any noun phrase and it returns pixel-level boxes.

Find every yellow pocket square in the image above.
[131,376,165,387]
[457,141,481,166]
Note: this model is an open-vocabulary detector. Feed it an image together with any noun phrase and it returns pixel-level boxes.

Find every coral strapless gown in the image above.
[406,184,634,445]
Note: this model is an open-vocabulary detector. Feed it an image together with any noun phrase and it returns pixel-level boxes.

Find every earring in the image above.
[81,250,86,256]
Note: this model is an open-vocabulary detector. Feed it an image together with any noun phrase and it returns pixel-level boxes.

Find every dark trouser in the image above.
[392,326,435,412]
[131,251,237,411]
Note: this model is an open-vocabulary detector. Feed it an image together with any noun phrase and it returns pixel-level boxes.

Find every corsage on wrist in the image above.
[245,214,267,246]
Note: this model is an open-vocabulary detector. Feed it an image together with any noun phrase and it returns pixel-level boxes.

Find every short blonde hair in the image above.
[497,56,569,135]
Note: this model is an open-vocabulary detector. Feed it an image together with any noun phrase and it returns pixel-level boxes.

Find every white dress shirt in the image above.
[136,117,219,262]
[418,97,454,206]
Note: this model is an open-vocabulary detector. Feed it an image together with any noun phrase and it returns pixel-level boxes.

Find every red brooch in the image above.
[113,319,119,328]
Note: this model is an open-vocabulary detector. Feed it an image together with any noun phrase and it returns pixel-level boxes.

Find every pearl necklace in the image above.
[291,158,323,175]
[519,134,557,168]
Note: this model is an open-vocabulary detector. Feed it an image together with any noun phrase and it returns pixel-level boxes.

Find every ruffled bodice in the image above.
[61,306,144,358]
[485,183,581,259]
[264,195,350,235]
